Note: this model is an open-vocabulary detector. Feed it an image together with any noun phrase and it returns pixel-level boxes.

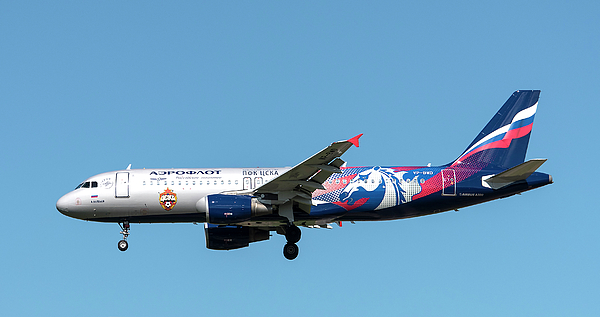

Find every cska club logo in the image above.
[159,188,177,211]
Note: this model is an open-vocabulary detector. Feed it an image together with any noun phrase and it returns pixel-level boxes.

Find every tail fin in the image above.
[452,90,540,169]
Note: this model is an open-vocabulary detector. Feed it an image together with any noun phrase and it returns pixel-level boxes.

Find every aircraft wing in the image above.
[253,134,363,222]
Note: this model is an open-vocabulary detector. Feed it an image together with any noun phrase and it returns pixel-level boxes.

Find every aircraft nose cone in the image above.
[56,195,70,215]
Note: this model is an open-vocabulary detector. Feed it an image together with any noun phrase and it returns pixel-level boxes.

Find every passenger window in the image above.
[214,180,217,185]
[199,181,203,185]
[193,181,196,185]
[228,180,231,185]
[143,181,146,186]
[186,181,189,186]
[171,181,174,185]
[335,179,340,184]
[178,181,181,185]
[150,181,153,185]
[235,180,238,185]
[343,180,347,184]
[221,180,224,185]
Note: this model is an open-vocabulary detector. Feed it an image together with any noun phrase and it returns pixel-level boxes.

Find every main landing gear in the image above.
[283,225,301,260]
[118,221,130,252]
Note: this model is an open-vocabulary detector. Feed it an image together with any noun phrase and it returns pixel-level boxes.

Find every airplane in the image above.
[56,90,552,260]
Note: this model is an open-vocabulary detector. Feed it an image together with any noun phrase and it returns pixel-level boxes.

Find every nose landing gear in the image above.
[118,221,130,251]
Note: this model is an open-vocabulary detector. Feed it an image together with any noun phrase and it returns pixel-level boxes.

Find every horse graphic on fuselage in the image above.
[338,167,424,210]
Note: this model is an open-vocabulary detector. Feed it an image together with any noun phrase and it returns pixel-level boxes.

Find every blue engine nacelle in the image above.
[196,194,272,224]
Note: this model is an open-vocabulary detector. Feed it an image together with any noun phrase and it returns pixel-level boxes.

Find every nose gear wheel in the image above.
[118,239,128,251]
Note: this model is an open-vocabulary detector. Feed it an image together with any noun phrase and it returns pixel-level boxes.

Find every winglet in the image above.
[347,134,363,147]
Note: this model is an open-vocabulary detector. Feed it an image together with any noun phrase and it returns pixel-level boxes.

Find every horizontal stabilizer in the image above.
[482,159,547,190]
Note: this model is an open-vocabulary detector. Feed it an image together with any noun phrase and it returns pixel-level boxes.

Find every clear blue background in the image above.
[1,1,598,316]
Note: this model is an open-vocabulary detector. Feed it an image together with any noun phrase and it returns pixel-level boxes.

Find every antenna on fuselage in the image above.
[126,164,132,170]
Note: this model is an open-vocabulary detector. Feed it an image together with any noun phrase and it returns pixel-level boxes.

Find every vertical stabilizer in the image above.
[452,90,540,169]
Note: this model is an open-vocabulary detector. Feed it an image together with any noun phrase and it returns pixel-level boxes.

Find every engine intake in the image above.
[196,194,272,224]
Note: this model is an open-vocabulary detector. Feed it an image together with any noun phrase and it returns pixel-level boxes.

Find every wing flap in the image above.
[309,158,346,185]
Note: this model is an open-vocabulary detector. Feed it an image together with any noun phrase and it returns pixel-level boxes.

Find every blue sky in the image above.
[1,1,599,316]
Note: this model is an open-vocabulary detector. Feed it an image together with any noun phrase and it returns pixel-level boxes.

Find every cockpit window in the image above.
[75,181,100,190]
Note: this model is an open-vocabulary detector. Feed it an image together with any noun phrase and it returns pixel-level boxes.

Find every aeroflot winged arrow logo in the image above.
[159,188,177,211]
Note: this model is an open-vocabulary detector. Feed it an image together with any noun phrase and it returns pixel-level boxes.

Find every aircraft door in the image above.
[254,177,263,188]
[116,172,130,198]
[243,177,252,190]
[442,169,456,196]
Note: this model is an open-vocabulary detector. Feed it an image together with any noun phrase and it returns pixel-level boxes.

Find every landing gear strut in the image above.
[118,221,130,252]
[283,225,301,260]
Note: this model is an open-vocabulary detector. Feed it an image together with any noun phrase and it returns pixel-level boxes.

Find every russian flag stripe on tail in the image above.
[452,90,540,169]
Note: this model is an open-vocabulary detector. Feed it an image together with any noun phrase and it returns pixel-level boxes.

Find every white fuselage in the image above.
[56,168,289,222]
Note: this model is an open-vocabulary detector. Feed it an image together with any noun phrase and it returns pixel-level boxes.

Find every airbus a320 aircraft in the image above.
[57,90,552,260]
